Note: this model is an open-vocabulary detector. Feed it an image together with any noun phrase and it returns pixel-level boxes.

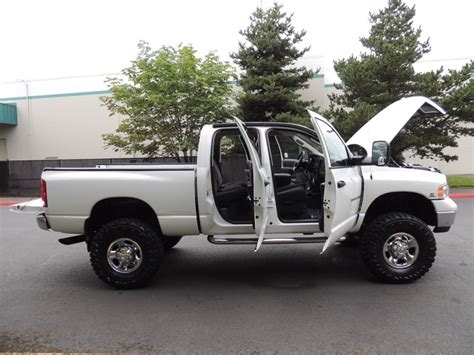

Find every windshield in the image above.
[268,130,322,161]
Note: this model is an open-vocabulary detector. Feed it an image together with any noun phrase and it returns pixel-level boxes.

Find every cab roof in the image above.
[212,122,316,136]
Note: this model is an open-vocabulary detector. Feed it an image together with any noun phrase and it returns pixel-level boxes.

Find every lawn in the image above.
[447,175,474,187]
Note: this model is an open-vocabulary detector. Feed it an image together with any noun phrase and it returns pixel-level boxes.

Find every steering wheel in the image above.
[293,151,305,172]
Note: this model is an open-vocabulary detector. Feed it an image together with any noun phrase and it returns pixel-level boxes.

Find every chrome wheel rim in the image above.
[383,232,419,269]
[107,238,143,274]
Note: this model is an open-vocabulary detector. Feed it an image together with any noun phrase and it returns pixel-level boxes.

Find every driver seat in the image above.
[274,171,308,220]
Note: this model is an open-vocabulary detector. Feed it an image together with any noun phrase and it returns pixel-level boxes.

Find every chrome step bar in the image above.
[207,235,327,245]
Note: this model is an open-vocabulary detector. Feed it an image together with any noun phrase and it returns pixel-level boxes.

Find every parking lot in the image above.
[0,199,472,353]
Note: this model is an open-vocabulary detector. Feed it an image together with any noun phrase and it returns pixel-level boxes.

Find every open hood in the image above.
[347,96,446,155]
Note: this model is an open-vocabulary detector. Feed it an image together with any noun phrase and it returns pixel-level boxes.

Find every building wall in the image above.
[0,93,131,160]
[298,75,327,109]
[405,134,474,175]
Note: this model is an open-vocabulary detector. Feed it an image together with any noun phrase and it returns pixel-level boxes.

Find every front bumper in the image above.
[432,197,457,232]
[36,213,50,231]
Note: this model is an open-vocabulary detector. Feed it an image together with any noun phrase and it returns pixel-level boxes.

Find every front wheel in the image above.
[360,212,436,283]
[89,218,164,289]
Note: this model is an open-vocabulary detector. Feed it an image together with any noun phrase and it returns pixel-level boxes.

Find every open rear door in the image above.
[234,117,272,252]
[308,110,363,253]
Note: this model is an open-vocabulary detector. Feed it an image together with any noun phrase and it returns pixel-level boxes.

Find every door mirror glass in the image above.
[372,141,390,166]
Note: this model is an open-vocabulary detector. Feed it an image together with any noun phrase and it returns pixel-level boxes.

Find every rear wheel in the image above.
[360,212,436,283]
[89,218,164,289]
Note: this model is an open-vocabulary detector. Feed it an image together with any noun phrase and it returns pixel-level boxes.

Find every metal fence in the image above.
[1,157,197,196]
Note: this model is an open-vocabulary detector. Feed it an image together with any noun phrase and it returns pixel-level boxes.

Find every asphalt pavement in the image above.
[0,199,473,353]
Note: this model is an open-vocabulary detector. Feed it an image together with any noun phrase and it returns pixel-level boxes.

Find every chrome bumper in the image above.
[432,198,457,232]
[36,213,50,231]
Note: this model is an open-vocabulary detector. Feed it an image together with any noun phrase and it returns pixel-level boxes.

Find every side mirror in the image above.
[348,144,367,165]
[372,141,390,166]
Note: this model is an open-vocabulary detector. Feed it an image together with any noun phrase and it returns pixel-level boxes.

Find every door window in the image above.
[316,120,350,167]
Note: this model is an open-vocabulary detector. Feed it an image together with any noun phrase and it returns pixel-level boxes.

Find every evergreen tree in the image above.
[325,0,473,162]
[231,2,315,124]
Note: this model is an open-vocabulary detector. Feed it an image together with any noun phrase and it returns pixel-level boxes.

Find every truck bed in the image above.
[42,164,199,235]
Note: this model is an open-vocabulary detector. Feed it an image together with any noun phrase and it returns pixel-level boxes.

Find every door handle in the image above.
[337,180,346,188]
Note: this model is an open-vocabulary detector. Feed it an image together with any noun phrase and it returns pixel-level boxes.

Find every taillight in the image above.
[41,179,48,207]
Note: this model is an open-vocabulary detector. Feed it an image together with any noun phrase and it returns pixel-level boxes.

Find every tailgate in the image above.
[9,198,44,213]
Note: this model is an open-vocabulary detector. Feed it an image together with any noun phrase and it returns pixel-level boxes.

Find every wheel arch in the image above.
[85,197,162,240]
[363,192,437,229]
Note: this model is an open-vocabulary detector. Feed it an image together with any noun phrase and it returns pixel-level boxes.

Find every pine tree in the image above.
[325,0,473,162]
[231,3,315,124]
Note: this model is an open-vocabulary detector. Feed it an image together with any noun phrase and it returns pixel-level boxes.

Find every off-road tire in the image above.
[360,212,436,283]
[163,236,182,251]
[90,218,164,289]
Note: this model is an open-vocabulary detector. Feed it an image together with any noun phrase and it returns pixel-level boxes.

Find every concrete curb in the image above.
[449,193,474,199]
[0,200,21,206]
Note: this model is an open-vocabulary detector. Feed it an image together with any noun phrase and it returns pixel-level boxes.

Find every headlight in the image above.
[437,184,449,199]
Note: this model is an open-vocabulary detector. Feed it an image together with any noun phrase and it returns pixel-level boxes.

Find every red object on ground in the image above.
[0,200,20,206]
[449,193,474,199]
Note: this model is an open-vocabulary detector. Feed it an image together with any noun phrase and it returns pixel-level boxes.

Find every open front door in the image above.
[308,110,363,253]
[234,117,272,252]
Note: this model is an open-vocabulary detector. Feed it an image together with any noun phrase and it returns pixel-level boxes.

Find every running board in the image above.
[58,234,86,245]
[207,235,327,245]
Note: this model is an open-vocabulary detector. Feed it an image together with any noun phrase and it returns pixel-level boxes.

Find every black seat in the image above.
[275,181,307,205]
[212,160,248,206]
[274,171,310,221]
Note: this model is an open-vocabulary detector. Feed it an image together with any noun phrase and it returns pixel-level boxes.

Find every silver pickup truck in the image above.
[12,96,457,288]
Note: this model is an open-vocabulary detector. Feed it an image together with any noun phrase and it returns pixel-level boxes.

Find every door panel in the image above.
[321,166,361,251]
[234,118,274,251]
[308,110,363,252]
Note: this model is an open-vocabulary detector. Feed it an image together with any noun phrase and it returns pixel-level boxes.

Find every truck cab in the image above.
[198,119,363,254]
